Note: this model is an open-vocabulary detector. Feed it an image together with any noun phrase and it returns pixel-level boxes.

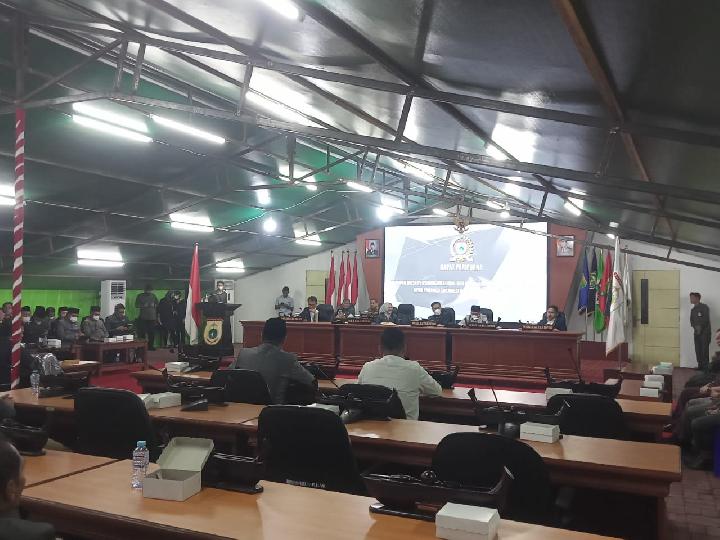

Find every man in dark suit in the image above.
[299,296,319,322]
[538,305,567,331]
[0,436,55,540]
[230,318,315,404]
[690,292,712,370]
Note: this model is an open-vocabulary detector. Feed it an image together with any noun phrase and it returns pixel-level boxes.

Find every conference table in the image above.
[8,389,678,539]
[24,450,116,487]
[130,370,672,437]
[241,321,583,384]
[21,459,619,540]
[75,339,149,370]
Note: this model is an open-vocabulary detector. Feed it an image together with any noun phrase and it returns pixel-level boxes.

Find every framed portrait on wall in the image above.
[556,235,575,257]
[365,239,380,258]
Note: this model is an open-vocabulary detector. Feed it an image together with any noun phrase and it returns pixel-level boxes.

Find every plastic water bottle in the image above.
[30,370,40,396]
[131,441,149,489]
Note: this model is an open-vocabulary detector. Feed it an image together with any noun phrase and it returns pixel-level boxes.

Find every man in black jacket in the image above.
[0,436,55,540]
[690,292,712,370]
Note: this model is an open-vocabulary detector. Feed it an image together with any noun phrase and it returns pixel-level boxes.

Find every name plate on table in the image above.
[465,322,498,329]
[410,320,438,327]
[521,324,555,332]
[281,316,305,322]
[344,318,373,325]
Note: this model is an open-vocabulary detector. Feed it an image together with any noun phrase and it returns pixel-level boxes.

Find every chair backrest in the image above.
[317,304,334,322]
[478,308,494,322]
[432,432,552,524]
[397,304,415,324]
[546,393,626,439]
[210,369,272,405]
[75,387,158,460]
[337,383,406,419]
[257,405,364,494]
[440,307,456,325]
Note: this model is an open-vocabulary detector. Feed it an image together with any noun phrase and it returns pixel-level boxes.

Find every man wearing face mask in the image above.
[81,306,109,342]
[299,296,319,322]
[22,307,48,345]
[105,304,133,337]
[56,307,81,346]
[428,301,454,326]
[48,307,67,339]
[213,281,229,304]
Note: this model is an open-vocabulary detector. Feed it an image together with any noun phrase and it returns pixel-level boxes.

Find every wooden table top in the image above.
[23,460,617,539]
[238,415,680,481]
[126,371,672,424]
[81,339,147,348]
[7,388,264,427]
[23,450,116,487]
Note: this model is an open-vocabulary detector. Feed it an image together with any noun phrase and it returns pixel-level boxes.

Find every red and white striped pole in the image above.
[10,109,25,388]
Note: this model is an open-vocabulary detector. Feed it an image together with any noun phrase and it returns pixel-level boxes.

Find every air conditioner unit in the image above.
[100,280,126,318]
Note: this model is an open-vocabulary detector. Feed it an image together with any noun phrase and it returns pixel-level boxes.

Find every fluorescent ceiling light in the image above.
[170,213,214,233]
[305,178,318,191]
[72,102,148,133]
[170,222,214,233]
[258,0,300,20]
[152,115,225,144]
[376,205,404,222]
[346,181,373,193]
[263,216,277,233]
[606,233,616,239]
[432,208,449,216]
[0,185,13,197]
[500,210,511,219]
[73,115,152,143]
[296,235,322,246]
[77,248,122,261]
[507,176,524,182]
[77,259,124,268]
[216,259,245,273]
[256,189,271,205]
[380,194,404,210]
[486,200,503,210]
[609,221,619,228]
[564,201,582,216]
[0,197,13,206]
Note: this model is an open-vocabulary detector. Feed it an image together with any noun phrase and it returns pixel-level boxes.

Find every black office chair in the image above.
[337,383,406,419]
[257,405,364,494]
[397,304,415,325]
[432,432,553,525]
[75,387,160,461]
[477,307,494,322]
[440,307,456,326]
[546,393,626,440]
[317,304,334,322]
[210,369,272,405]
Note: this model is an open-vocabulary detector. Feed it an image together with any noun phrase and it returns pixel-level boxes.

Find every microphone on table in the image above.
[306,362,340,389]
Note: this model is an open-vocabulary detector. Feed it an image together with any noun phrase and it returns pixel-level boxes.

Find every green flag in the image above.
[593,250,606,333]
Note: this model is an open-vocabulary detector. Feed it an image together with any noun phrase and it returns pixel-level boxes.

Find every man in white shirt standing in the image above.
[274,286,295,317]
[358,327,442,420]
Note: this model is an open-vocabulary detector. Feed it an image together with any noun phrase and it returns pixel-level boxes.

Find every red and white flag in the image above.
[351,251,359,304]
[344,251,351,300]
[325,252,335,305]
[335,251,345,307]
[185,243,201,345]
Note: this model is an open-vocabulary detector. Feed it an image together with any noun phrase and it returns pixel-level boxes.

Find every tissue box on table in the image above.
[639,387,660,398]
[166,361,189,372]
[436,503,500,540]
[139,392,182,410]
[545,387,572,402]
[642,379,663,390]
[520,422,560,443]
[143,437,214,501]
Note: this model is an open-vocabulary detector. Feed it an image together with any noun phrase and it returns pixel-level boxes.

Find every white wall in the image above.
[233,241,368,341]
[567,239,720,367]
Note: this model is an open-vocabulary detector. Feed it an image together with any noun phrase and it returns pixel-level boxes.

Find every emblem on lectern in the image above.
[203,319,223,346]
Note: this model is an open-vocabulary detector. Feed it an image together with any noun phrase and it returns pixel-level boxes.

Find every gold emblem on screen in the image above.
[450,236,474,263]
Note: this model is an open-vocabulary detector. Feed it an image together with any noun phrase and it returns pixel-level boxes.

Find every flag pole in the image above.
[10,109,25,389]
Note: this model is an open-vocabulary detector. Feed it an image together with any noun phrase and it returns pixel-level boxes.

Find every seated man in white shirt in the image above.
[357,327,442,420]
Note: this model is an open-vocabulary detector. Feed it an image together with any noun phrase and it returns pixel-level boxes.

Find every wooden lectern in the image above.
[196,302,241,357]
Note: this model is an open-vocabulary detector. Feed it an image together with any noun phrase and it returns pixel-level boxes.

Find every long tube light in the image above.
[170,222,214,233]
[72,102,148,133]
[152,115,226,144]
[432,208,449,216]
[346,181,373,193]
[486,200,503,210]
[77,259,125,268]
[72,115,152,143]
[258,0,300,20]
